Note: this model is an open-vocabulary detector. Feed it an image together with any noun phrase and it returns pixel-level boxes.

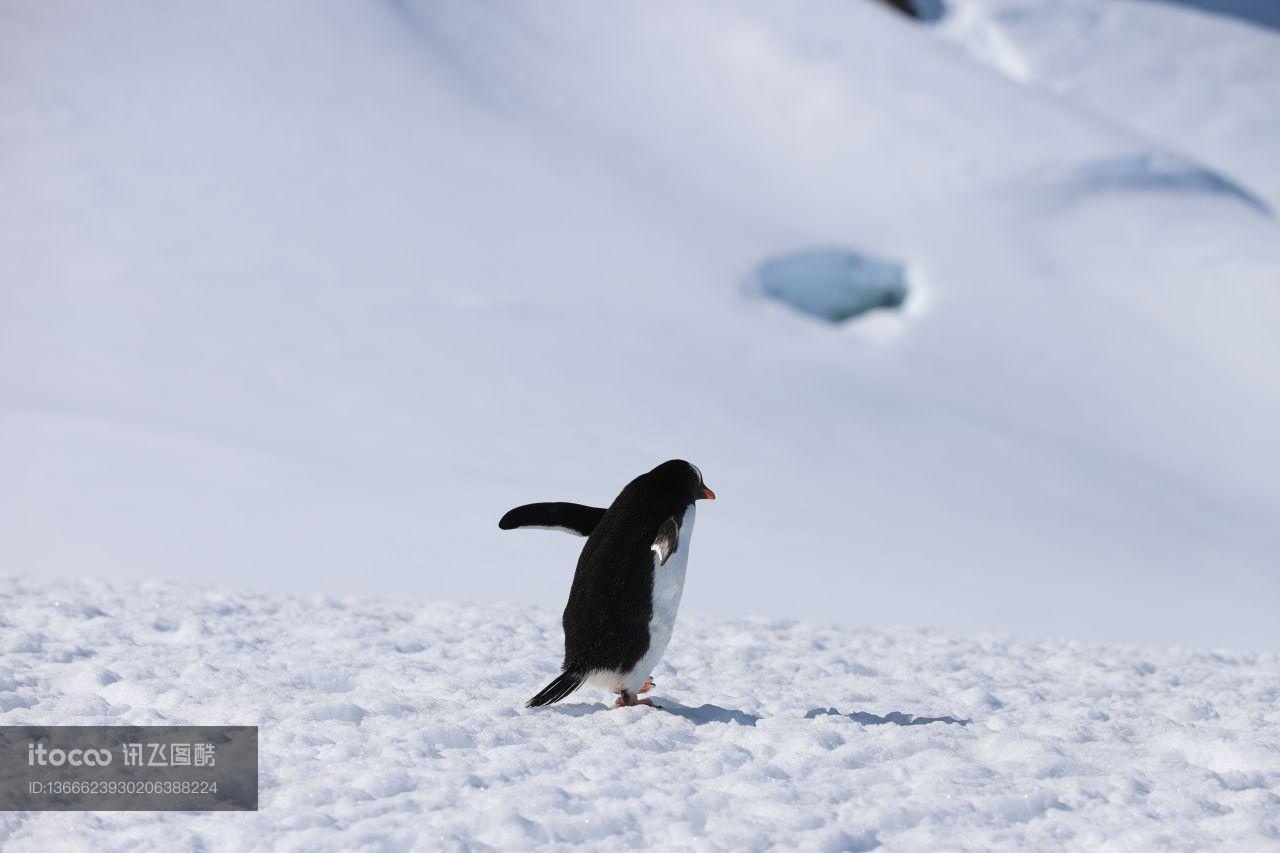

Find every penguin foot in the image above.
[639,677,655,694]
[615,689,656,708]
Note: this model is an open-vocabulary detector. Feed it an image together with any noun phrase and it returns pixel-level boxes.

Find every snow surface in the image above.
[2,0,1280,651]
[940,0,1280,210]
[1,576,1278,850]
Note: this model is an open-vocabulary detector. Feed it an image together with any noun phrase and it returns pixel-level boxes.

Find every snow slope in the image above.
[2,0,1280,648]
[939,0,1280,210]
[1,577,1277,849]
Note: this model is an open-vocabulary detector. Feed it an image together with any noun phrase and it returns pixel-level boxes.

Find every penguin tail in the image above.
[526,669,586,708]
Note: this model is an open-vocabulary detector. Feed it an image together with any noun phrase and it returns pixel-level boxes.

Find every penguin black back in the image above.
[560,461,708,675]
[507,459,714,708]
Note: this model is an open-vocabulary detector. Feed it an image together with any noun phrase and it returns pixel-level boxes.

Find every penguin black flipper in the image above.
[652,516,680,566]
[526,669,585,707]
[498,503,607,537]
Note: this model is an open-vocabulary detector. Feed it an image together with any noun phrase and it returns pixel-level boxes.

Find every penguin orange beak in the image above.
[701,486,716,500]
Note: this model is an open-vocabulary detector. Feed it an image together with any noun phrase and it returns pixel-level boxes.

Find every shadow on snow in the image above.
[541,702,964,728]
[541,699,760,726]
[658,700,761,727]
[805,707,969,726]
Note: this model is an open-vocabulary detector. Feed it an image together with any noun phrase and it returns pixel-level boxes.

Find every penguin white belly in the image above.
[621,504,695,693]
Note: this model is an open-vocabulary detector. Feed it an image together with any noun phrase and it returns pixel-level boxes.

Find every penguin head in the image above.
[649,459,716,503]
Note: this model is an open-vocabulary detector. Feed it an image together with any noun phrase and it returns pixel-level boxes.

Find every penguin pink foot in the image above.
[615,689,656,708]
[639,677,655,694]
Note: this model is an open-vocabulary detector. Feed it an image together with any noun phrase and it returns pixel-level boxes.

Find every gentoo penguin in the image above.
[499,460,715,708]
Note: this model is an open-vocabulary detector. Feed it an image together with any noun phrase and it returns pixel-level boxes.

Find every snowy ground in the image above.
[1,576,1277,850]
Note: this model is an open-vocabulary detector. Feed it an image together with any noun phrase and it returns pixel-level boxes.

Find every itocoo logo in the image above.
[27,742,113,767]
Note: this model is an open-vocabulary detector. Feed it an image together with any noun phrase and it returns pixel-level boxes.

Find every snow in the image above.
[750,248,909,323]
[2,2,1280,649]
[1,576,1278,849]
[940,0,1280,211]
[4,3,1278,843]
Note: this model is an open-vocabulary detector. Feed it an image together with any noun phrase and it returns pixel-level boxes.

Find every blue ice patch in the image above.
[751,247,909,324]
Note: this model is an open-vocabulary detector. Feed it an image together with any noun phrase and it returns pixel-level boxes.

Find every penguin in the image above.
[499,459,715,708]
